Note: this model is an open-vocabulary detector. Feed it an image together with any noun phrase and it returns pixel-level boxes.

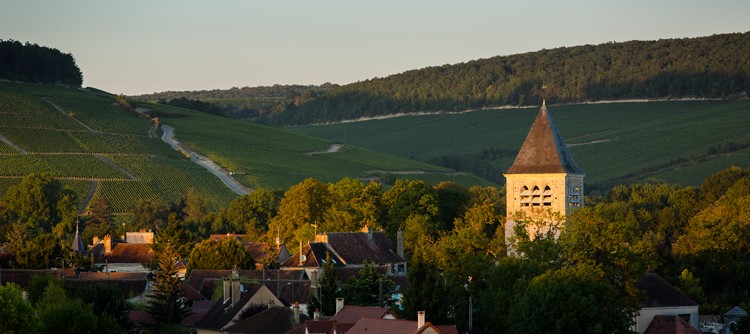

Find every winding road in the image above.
[160,125,251,195]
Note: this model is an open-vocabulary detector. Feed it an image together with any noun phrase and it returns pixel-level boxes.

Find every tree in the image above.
[152,213,195,260]
[341,262,396,309]
[187,237,254,274]
[382,180,439,241]
[14,233,67,269]
[267,178,332,246]
[0,282,37,333]
[130,199,168,231]
[221,188,277,239]
[308,252,338,317]
[2,172,78,236]
[508,264,635,334]
[37,281,97,334]
[146,244,191,328]
[69,282,131,331]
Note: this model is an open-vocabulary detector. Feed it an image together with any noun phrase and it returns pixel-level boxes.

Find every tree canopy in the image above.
[0,39,83,86]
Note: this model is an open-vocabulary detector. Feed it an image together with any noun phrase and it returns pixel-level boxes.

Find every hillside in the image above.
[271,32,750,125]
[291,100,750,192]
[0,82,489,215]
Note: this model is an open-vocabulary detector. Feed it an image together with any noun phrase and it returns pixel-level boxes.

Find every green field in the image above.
[290,100,750,192]
[0,82,238,213]
[145,102,491,189]
[0,82,487,215]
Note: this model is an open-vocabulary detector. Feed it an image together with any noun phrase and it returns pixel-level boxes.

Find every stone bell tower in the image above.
[504,100,584,241]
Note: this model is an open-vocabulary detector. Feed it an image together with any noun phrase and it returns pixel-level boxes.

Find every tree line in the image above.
[266,32,750,125]
[0,39,83,86]
[2,167,750,332]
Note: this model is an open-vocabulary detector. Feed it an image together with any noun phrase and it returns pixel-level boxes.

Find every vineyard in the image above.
[0,81,238,214]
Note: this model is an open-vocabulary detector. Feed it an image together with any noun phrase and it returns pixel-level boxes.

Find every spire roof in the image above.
[506,101,584,175]
[71,221,85,254]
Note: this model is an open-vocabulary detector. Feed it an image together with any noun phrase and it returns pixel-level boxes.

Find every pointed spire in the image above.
[506,102,584,175]
[71,219,85,254]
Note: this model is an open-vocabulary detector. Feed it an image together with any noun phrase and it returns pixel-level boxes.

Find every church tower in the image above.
[504,101,584,239]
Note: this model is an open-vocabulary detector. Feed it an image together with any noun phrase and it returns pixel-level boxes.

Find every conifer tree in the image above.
[146,244,190,328]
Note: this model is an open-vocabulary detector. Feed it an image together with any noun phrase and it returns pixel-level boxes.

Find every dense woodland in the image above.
[133,83,338,119]
[0,40,83,86]
[267,32,750,125]
[2,167,750,333]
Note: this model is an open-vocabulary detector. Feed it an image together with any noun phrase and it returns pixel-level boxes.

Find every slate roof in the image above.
[223,306,305,334]
[724,306,749,318]
[506,101,584,175]
[330,305,393,324]
[183,300,216,327]
[193,284,266,330]
[638,272,698,308]
[71,224,85,254]
[185,269,309,302]
[644,315,700,334]
[281,242,345,267]
[324,232,405,265]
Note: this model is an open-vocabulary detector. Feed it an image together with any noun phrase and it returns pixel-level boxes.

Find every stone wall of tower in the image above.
[505,173,570,220]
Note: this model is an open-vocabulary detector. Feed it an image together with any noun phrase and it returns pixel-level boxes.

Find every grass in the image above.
[290,100,750,192]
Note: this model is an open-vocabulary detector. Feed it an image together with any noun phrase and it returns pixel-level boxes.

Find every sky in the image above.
[2,0,748,95]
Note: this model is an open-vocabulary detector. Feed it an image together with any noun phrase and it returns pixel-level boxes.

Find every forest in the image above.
[0,40,83,86]
[1,167,749,333]
[265,32,750,125]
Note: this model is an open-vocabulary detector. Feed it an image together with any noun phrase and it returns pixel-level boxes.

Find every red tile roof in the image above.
[644,315,700,334]
[346,318,423,334]
[330,305,393,324]
[104,243,153,264]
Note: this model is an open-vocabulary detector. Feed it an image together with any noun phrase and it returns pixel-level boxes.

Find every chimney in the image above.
[293,302,300,324]
[364,225,373,241]
[397,230,404,258]
[299,240,304,265]
[231,269,241,305]
[103,235,112,254]
[93,235,99,245]
[314,308,321,319]
[417,311,425,329]
[223,278,231,303]
[336,298,344,315]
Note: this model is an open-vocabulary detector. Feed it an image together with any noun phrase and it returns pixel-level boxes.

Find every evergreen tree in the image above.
[146,244,191,328]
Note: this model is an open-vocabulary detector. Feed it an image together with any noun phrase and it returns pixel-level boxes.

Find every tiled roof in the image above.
[76,272,147,280]
[223,306,303,334]
[0,269,72,287]
[330,305,393,324]
[324,232,405,265]
[346,318,447,334]
[506,101,584,175]
[103,243,154,264]
[305,320,337,334]
[644,315,700,334]
[639,272,698,308]
[64,279,148,298]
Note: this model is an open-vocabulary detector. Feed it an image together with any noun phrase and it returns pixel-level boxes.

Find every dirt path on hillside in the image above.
[94,154,137,180]
[160,125,252,195]
[42,98,97,133]
[306,144,343,155]
[0,133,28,154]
[79,180,98,213]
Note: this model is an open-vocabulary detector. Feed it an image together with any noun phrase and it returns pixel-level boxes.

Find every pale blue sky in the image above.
[2,0,748,95]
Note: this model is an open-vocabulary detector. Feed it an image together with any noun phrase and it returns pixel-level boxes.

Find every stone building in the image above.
[504,101,585,242]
